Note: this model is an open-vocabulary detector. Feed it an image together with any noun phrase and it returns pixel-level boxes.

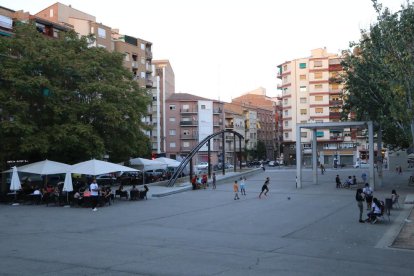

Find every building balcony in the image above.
[330,112,341,119]
[180,108,198,113]
[146,64,152,73]
[146,50,153,60]
[180,120,198,126]
[277,71,282,79]
[213,108,222,114]
[146,79,153,88]
[329,100,343,106]
[329,136,344,141]
[225,124,234,129]
[180,134,198,140]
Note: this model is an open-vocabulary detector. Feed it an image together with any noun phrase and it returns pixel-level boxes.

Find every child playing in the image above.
[233,180,240,200]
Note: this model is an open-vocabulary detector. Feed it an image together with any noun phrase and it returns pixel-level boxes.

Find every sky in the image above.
[1,0,408,102]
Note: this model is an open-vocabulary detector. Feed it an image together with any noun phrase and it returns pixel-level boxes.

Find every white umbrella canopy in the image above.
[129,157,167,170]
[17,159,71,175]
[62,172,73,192]
[10,166,21,191]
[70,159,138,176]
[155,157,181,167]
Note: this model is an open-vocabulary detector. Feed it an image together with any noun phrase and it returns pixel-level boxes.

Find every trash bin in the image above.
[385,198,392,211]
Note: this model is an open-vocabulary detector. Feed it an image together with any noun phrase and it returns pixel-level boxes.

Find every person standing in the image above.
[260,163,265,171]
[363,183,373,211]
[355,188,365,223]
[240,177,246,196]
[233,180,240,200]
[212,172,216,189]
[335,175,341,188]
[320,164,325,175]
[259,177,270,198]
[90,178,99,211]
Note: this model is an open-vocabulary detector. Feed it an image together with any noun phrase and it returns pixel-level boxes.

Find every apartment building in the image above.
[223,103,246,164]
[145,60,175,154]
[0,6,15,37]
[277,48,359,166]
[232,88,276,160]
[165,93,224,164]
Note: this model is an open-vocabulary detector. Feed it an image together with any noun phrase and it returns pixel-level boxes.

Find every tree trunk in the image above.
[377,124,383,187]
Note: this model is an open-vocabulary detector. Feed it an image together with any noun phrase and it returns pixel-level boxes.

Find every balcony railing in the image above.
[180,134,198,139]
[146,50,153,60]
[146,79,153,87]
[225,124,234,129]
[146,63,152,73]
[180,120,198,126]
[213,108,222,114]
[329,100,343,106]
[180,108,198,113]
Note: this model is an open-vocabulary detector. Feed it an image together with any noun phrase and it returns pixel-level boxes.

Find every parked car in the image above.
[196,162,209,170]
[96,174,116,185]
[353,161,369,168]
[145,169,167,182]
[268,161,279,167]
[118,171,143,185]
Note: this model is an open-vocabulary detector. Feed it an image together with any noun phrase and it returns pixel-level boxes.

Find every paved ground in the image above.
[1,167,414,275]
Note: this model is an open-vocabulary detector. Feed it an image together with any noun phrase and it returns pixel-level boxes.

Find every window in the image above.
[201,105,206,109]
[315,84,323,90]
[314,72,322,79]
[283,65,287,71]
[141,43,145,50]
[301,132,308,138]
[98,27,106,38]
[169,117,176,122]
[283,98,288,105]
[124,52,130,61]
[182,104,189,110]
[0,15,13,29]
[300,74,306,80]
[300,120,307,123]
[331,83,339,90]
[283,76,288,82]
[300,97,307,103]
[300,109,307,115]
[140,72,145,79]
[284,132,289,138]
[315,107,324,114]
[299,63,307,69]
[169,129,176,136]
[300,86,307,92]
[169,105,176,110]
[169,142,176,148]
[284,110,288,116]
[284,121,289,127]
[49,9,53,17]
[183,130,190,136]
[314,60,322,67]
[141,57,145,64]
[315,120,323,123]
[315,95,323,101]
[183,141,190,147]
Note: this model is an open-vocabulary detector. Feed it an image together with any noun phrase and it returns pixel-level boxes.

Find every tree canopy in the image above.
[341,0,414,149]
[0,23,151,170]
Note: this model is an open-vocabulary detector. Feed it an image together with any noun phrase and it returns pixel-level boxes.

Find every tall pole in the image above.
[239,135,242,170]
[312,129,318,184]
[222,131,225,175]
[233,134,236,172]
[208,140,211,178]
[368,121,375,190]
[296,125,302,189]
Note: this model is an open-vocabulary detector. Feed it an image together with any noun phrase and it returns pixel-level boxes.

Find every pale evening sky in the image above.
[1,0,407,102]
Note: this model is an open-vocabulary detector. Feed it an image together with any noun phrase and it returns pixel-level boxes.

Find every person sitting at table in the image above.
[139,185,149,200]
[31,186,42,205]
[116,184,128,199]
[73,190,83,206]
[130,185,139,200]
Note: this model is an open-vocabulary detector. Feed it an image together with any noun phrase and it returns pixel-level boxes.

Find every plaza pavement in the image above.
[1,166,414,275]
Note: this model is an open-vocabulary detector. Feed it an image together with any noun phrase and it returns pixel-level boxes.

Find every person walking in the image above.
[260,163,265,171]
[212,172,216,189]
[259,177,270,198]
[320,164,325,175]
[356,188,365,223]
[90,178,99,211]
[233,180,240,200]
[240,177,246,196]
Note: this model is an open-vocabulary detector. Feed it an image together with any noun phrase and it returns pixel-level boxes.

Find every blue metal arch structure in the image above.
[166,130,244,187]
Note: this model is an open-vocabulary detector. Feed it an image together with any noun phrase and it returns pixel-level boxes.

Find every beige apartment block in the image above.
[277,48,360,166]
[145,60,176,154]
[223,103,246,164]
[165,93,224,165]
[35,3,112,50]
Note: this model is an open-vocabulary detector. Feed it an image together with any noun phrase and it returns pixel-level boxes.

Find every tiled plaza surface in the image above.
[1,167,414,275]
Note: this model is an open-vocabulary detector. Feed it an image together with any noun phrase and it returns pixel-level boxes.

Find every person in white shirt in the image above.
[367,197,382,224]
[89,179,99,211]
